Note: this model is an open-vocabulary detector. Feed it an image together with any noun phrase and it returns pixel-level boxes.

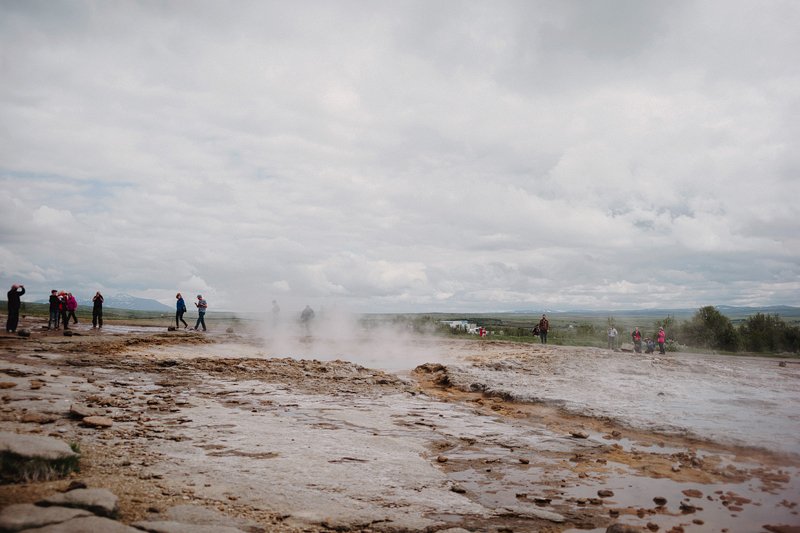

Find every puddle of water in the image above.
[447,349,800,454]
[561,462,800,532]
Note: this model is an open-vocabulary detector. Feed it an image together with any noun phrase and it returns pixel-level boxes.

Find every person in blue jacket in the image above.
[176,293,188,329]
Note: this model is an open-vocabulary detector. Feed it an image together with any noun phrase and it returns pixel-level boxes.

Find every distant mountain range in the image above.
[510,305,800,319]
[36,293,172,312]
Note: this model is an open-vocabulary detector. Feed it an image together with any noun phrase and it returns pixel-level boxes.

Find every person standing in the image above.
[538,314,549,344]
[58,292,69,330]
[6,284,25,333]
[66,293,78,324]
[631,327,642,353]
[657,326,666,354]
[607,326,618,350]
[92,292,104,328]
[176,293,188,329]
[48,290,60,329]
[300,305,315,335]
[193,294,207,331]
[272,299,280,326]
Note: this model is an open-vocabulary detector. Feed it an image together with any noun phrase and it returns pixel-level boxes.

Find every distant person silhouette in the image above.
[6,284,25,333]
[92,291,104,328]
[300,305,315,335]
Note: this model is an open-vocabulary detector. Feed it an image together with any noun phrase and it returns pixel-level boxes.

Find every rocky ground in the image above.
[0,317,798,533]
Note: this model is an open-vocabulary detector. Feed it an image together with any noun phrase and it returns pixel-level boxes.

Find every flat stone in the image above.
[20,515,140,532]
[132,521,246,533]
[0,431,78,462]
[81,416,113,428]
[570,430,590,439]
[162,504,261,531]
[39,488,119,518]
[500,506,565,523]
[0,503,91,532]
[20,412,57,424]
[0,382,17,389]
[606,524,643,533]
[69,404,101,419]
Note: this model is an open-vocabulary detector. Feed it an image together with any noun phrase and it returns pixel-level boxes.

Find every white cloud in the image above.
[1,1,798,311]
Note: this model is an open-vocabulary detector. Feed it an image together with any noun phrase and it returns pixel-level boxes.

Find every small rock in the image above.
[30,379,46,390]
[653,496,668,506]
[779,361,787,367]
[679,502,697,513]
[598,489,614,498]
[519,457,530,464]
[437,455,448,463]
[69,404,101,419]
[0,382,17,389]
[21,412,57,424]
[570,430,589,439]
[606,524,643,533]
[647,523,659,531]
[65,480,88,492]
[450,484,467,494]
[682,488,703,498]
[225,327,234,333]
[81,416,113,428]
[17,329,31,337]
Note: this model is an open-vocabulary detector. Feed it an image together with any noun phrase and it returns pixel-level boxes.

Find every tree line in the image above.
[671,306,800,353]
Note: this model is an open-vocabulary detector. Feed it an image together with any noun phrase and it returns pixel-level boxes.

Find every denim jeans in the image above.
[195,312,206,331]
[49,310,59,328]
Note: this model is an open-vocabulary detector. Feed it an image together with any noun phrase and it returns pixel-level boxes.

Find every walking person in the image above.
[607,325,618,350]
[538,314,549,344]
[48,290,60,329]
[6,284,25,333]
[66,292,79,324]
[176,293,188,329]
[657,326,666,354]
[92,292,104,328]
[193,294,207,331]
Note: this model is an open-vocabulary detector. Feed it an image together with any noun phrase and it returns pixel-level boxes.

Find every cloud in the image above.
[1,1,798,311]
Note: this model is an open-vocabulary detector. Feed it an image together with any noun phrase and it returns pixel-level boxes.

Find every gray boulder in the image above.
[18,515,140,532]
[39,488,119,518]
[0,503,91,532]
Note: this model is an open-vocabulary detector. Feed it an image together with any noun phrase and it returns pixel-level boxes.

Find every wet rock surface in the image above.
[0,321,798,532]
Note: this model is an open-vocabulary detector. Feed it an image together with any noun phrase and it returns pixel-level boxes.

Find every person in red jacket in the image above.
[66,293,79,325]
[631,327,642,353]
[657,327,667,354]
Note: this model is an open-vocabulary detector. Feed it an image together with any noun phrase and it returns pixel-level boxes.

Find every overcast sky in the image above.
[1,0,798,314]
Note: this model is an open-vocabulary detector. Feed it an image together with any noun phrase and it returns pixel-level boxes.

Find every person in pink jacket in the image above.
[657,326,666,354]
[66,292,79,325]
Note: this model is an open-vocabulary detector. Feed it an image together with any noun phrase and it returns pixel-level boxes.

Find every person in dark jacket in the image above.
[48,290,60,329]
[92,292,104,328]
[176,293,188,329]
[6,284,25,333]
[538,314,549,344]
